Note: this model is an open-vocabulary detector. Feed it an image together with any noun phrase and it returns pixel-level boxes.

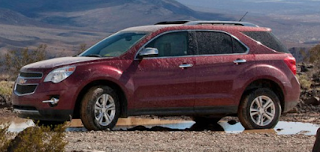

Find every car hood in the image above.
[22,57,103,70]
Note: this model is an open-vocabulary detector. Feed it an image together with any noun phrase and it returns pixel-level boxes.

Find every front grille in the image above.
[19,72,43,78]
[15,84,37,95]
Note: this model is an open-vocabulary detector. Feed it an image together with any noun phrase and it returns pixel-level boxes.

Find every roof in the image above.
[120,21,269,33]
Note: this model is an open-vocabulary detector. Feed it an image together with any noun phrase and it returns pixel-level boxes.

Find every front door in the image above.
[131,31,196,115]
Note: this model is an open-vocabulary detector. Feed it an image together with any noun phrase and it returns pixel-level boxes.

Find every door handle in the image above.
[179,63,193,69]
[233,59,247,65]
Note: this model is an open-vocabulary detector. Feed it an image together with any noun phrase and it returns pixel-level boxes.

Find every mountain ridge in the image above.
[0,0,231,30]
[0,0,232,55]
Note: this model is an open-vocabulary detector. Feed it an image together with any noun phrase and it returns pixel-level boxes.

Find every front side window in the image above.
[145,32,190,57]
[195,31,247,55]
[80,32,147,57]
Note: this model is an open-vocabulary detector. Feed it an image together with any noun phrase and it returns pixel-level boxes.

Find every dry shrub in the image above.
[0,123,67,152]
[308,44,320,67]
[3,44,47,80]
[0,81,14,97]
[298,75,312,90]
[299,44,320,90]
[0,124,10,151]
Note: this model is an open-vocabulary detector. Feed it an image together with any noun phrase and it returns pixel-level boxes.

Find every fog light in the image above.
[42,97,59,105]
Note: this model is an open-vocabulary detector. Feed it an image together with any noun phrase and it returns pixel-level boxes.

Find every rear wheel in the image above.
[80,86,120,131]
[238,88,281,130]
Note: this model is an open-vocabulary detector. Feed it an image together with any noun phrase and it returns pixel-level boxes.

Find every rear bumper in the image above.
[283,75,300,113]
[283,100,299,113]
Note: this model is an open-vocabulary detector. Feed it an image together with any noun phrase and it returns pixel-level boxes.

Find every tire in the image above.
[238,88,281,130]
[80,86,120,131]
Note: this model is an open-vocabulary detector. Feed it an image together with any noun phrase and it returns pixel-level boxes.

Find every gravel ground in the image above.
[1,108,318,152]
[65,131,315,152]
[63,112,319,152]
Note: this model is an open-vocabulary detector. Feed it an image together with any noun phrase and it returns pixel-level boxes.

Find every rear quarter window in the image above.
[243,31,289,53]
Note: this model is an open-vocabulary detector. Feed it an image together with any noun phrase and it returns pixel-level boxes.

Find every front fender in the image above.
[69,64,134,109]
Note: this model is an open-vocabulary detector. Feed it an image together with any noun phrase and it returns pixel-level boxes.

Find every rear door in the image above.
[193,31,255,114]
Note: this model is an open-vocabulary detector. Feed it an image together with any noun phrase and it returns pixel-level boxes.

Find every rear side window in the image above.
[243,31,289,53]
[195,31,247,55]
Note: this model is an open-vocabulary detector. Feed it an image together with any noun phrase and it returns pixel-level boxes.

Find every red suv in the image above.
[12,21,300,130]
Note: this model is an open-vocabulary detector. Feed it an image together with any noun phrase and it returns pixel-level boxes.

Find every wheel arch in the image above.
[73,79,128,119]
[240,79,285,112]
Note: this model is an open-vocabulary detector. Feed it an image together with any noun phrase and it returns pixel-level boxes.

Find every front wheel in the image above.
[238,88,281,130]
[80,86,120,131]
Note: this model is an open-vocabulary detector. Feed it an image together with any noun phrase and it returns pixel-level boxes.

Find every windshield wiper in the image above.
[84,54,101,57]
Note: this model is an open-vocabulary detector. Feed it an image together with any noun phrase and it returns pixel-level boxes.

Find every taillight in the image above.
[284,56,297,75]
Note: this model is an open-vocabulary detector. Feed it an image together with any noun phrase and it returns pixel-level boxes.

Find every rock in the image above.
[0,94,7,108]
[301,64,309,72]
[287,107,299,113]
[304,96,320,106]
[312,128,320,152]
[227,120,237,125]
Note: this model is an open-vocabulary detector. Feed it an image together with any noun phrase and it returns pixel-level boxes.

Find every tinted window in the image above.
[196,31,233,55]
[243,31,289,53]
[233,39,247,53]
[146,32,189,57]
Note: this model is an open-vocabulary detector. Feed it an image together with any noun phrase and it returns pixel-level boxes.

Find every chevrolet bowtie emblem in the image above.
[17,77,27,84]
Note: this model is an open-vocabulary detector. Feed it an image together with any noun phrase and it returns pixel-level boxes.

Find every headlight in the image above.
[44,66,76,83]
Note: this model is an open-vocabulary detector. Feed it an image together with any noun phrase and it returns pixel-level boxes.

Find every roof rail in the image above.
[155,20,259,27]
[155,21,190,25]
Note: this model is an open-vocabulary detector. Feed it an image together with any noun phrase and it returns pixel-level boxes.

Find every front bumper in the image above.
[12,82,78,121]
[13,108,73,121]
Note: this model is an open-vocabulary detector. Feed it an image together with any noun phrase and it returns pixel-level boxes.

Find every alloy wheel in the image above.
[94,94,116,126]
[249,95,276,126]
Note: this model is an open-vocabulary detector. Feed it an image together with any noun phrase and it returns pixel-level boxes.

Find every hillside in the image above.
[0,8,46,26]
[0,0,318,61]
[0,0,230,30]
[38,0,230,32]
[0,0,231,55]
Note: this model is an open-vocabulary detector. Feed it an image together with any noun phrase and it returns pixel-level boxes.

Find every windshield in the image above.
[80,32,147,57]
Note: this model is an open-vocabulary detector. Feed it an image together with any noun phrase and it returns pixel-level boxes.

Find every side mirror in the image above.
[138,48,158,58]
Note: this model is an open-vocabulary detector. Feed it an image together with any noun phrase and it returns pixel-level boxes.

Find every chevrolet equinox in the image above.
[12,21,300,130]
